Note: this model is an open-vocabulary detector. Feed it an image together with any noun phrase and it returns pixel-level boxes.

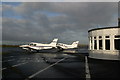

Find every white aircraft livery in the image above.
[19,38,58,52]
[57,41,79,51]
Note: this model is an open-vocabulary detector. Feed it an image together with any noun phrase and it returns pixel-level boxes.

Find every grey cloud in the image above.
[2,2,118,44]
[118,2,120,18]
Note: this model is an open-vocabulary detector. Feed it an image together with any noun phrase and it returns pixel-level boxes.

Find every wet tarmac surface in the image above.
[1,47,120,79]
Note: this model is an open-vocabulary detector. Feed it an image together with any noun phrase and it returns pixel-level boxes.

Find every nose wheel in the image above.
[57,46,64,52]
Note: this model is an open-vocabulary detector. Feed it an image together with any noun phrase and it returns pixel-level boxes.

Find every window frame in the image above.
[114,35,120,50]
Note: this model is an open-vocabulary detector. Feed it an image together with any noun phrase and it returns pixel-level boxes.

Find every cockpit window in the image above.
[33,44,36,46]
[29,43,35,46]
[29,43,33,46]
[29,43,36,46]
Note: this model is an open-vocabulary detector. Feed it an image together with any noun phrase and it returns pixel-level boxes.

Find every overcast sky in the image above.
[2,2,118,45]
[119,2,120,17]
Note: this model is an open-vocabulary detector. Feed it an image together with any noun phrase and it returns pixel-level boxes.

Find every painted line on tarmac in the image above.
[2,62,29,70]
[85,56,91,80]
[1,59,15,62]
[26,57,66,79]
[3,56,15,58]
[2,67,7,70]
[12,62,29,67]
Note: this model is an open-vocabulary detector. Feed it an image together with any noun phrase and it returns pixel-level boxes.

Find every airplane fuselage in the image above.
[57,43,77,49]
[20,38,58,52]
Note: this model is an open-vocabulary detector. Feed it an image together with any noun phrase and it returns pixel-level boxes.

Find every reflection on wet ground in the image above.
[1,47,120,79]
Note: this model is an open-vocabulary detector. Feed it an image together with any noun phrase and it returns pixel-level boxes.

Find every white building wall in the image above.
[88,27,120,60]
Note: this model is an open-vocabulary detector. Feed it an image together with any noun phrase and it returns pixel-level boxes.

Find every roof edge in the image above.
[88,26,120,32]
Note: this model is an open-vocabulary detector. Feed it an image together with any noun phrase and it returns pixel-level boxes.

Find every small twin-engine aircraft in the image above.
[19,38,58,52]
[57,41,79,51]
[20,38,79,52]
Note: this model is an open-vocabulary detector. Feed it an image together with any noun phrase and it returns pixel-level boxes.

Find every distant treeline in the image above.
[78,44,88,49]
[1,45,19,47]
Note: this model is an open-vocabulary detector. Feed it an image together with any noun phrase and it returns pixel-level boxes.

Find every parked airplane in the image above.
[19,38,58,52]
[57,41,79,51]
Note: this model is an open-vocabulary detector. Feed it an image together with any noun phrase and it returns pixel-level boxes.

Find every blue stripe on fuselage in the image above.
[30,46,53,47]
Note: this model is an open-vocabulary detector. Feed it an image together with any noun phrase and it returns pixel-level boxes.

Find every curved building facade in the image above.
[88,27,120,60]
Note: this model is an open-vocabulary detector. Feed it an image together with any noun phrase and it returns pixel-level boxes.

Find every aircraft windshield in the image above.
[29,43,36,46]
[29,43,33,46]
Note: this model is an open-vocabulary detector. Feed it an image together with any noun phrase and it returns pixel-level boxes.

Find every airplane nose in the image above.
[19,45,23,47]
[19,45,28,47]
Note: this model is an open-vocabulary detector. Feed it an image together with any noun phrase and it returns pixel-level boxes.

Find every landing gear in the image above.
[36,50,39,53]
[57,47,64,52]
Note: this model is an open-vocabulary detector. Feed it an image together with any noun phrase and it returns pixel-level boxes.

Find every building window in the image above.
[105,40,110,50]
[94,37,96,39]
[115,35,120,38]
[114,39,120,50]
[105,36,109,38]
[94,40,97,49]
[99,40,102,50]
[99,36,102,38]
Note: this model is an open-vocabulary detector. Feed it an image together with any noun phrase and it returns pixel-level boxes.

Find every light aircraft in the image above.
[19,38,58,52]
[57,41,79,51]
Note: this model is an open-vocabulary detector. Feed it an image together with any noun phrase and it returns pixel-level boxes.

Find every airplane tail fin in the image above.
[72,41,79,48]
[49,38,58,47]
